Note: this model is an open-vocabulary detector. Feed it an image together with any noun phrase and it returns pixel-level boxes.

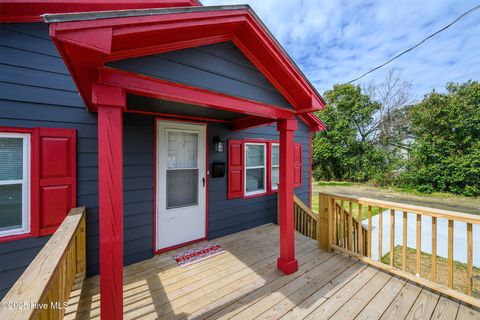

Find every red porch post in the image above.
[277,118,298,274]
[93,84,126,320]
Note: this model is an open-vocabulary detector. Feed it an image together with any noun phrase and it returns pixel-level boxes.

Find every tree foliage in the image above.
[312,75,480,197]
[312,83,387,182]
[402,81,480,196]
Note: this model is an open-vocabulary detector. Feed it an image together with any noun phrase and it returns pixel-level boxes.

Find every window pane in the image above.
[272,145,279,166]
[246,168,265,193]
[166,169,198,209]
[0,184,22,232]
[0,138,23,181]
[246,144,265,167]
[272,167,279,189]
[167,131,198,169]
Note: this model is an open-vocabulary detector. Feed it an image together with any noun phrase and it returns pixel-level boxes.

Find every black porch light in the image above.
[213,136,224,153]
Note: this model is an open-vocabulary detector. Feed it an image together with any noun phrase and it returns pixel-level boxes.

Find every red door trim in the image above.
[153,117,209,255]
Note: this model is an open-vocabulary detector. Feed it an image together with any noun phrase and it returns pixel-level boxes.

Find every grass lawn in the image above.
[382,246,480,298]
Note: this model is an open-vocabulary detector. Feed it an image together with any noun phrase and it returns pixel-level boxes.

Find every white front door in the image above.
[156,120,207,251]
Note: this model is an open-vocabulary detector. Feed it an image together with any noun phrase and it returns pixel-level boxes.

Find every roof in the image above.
[0,0,202,23]
[42,5,325,109]
[6,2,326,130]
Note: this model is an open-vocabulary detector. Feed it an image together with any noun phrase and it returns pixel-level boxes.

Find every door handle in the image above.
[202,177,206,188]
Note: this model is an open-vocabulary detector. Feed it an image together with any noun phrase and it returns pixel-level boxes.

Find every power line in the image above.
[348,3,480,83]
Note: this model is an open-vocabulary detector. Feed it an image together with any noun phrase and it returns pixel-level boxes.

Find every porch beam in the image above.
[98,67,296,119]
[277,118,298,274]
[230,116,275,131]
[93,84,126,320]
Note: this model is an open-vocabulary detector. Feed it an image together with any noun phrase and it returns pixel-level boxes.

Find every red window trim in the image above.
[0,127,35,243]
[0,126,76,243]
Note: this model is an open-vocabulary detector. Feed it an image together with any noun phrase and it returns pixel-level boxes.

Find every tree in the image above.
[363,69,414,151]
[403,81,480,196]
[312,83,387,182]
[312,70,413,184]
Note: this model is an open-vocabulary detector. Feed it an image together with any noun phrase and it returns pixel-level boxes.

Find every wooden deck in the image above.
[65,224,480,320]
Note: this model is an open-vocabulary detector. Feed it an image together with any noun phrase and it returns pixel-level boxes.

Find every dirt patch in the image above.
[382,246,480,298]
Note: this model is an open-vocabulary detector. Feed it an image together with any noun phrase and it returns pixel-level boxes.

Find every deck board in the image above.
[65,223,480,320]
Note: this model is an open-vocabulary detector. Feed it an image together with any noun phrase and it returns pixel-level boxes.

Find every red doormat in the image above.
[173,243,225,267]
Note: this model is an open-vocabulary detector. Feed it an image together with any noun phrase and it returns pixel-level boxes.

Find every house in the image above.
[3,2,478,319]
[0,0,326,317]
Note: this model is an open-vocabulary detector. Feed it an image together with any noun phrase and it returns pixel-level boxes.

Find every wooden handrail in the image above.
[318,192,480,223]
[294,195,317,222]
[333,202,368,254]
[317,192,480,308]
[280,195,318,240]
[0,207,86,320]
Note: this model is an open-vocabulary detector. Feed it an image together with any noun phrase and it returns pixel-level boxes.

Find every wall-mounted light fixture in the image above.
[213,136,224,153]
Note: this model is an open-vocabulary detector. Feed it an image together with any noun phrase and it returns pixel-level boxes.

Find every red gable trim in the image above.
[299,114,327,132]
[0,0,201,23]
[47,7,325,117]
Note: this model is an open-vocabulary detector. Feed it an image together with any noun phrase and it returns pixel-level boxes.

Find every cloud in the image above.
[201,0,480,99]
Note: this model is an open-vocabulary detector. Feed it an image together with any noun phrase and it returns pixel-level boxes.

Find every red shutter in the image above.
[32,128,76,236]
[294,143,302,187]
[228,140,243,199]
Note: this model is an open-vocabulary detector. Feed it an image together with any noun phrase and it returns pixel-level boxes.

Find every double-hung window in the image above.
[0,132,30,237]
[244,143,266,196]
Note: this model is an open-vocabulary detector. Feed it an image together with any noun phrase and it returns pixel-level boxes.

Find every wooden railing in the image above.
[0,207,86,319]
[277,194,319,240]
[293,195,318,240]
[333,201,368,255]
[317,192,480,308]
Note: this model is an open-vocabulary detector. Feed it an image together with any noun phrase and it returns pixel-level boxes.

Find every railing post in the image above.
[318,193,331,251]
[76,209,86,274]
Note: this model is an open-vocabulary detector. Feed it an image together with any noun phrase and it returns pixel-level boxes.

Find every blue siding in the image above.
[0,23,155,297]
[0,23,311,299]
[108,41,294,110]
[0,23,97,299]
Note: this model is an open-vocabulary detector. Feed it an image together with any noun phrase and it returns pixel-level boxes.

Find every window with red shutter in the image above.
[0,126,76,242]
[227,139,303,200]
[227,140,243,199]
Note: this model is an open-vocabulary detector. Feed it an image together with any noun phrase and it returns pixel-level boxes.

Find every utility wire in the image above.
[348,3,480,83]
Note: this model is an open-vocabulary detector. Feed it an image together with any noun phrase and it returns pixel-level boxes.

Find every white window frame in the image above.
[0,132,30,238]
[271,143,279,190]
[244,142,267,196]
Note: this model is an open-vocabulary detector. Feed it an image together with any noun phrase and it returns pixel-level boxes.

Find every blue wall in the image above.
[0,23,311,299]
[0,23,158,296]
[108,41,294,110]
[0,22,97,297]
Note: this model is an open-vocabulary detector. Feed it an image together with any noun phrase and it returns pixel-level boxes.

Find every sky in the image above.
[202,0,480,101]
